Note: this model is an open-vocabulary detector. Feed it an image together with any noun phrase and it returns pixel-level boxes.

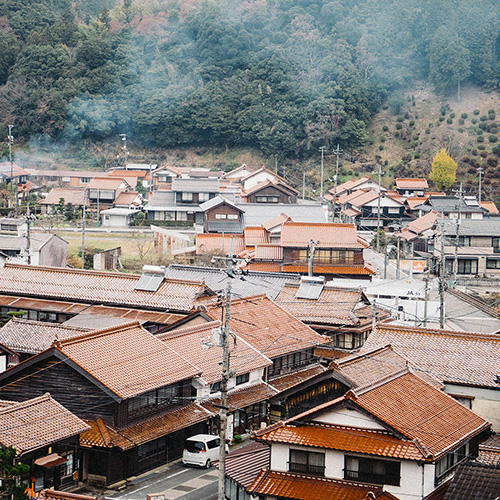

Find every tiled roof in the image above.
[275,285,364,326]
[171,178,219,192]
[218,441,270,488]
[39,490,97,500]
[157,321,271,385]
[406,196,429,209]
[0,318,89,354]
[331,345,443,390]
[248,470,401,500]
[262,213,293,231]
[395,178,428,189]
[0,233,57,252]
[348,190,380,208]
[338,189,373,206]
[57,322,201,399]
[478,435,500,466]
[88,177,129,189]
[0,263,214,312]
[331,176,374,195]
[236,203,327,227]
[423,479,452,500]
[114,191,140,205]
[280,222,367,249]
[481,201,499,214]
[40,188,87,206]
[269,364,327,393]
[343,207,362,217]
[241,167,287,184]
[258,372,490,461]
[108,170,148,178]
[244,227,269,246]
[201,381,278,413]
[196,233,245,256]
[206,295,327,359]
[0,162,30,177]
[362,323,500,389]
[244,178,298,196]
[253,244,283,260]
[440,218,500,236]
[255,422,424,460]
[443,461,500,500]
[81,402,214,450]
[0,393,89,455]
[404,210,439,235]
[165,264,300,300]
[199,195,243,212]
[26,169,97,179]
[282,264,375,276]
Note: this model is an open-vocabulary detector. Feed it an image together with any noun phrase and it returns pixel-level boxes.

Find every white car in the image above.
[182,434,227,468]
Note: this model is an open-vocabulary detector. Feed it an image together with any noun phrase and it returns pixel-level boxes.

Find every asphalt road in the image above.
[107,462,218,500]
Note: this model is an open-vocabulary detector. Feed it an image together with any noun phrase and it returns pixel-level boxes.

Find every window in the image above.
[198,192,210,202]
[207,438,220,450]
[446,258,478,275]
[344,456,400,486]
[236,373,250,385]
[458,236,471,246]
[215,213,227,219]
[61,453,73,477]
[210,381,221,394]
[138,437,167,462]
[493,237,500,253]
[452,396,472,409]
[181,192,193,202]
[289,449,325,476]
[256,196,279,203]
[435,443,469,484]
[128,383,182,415]
[387,207,400,214]
[80,177,91,183]
[227,214,239,220]
[486,259,500,269]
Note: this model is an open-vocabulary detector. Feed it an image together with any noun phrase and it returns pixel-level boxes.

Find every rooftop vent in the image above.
[134,265,166,292]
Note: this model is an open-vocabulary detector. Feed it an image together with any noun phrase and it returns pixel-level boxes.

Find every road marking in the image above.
[113,469,190,499]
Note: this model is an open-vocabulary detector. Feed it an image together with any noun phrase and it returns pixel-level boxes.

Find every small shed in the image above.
[100,208,139,227]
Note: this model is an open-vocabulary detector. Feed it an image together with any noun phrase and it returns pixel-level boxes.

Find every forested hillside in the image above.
[1,0,500,160]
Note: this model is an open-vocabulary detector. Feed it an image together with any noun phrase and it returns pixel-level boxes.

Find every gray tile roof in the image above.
[199,195,243,212]
[440,218,500,236]
[418,196,485,213]
[235,203,327,226]
[0,318,89,354]
[165,264,301,299]
[148,190,176,206]
[443,461,500,500]
[172,178,220,192]
[0,233,55,252]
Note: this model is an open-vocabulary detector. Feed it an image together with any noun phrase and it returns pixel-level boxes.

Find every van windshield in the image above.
[185,441,205,453]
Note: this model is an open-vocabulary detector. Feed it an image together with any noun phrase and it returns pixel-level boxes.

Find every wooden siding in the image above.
[0,356,116,424]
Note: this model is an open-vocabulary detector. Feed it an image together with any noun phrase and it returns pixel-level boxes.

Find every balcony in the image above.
[288,461,325,476]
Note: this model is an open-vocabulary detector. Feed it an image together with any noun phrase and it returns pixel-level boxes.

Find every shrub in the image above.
[458,118,464,125]
[380,136,386,142]
[492,145,500,156]
[489,134,498,143]
[477,136,484,142]
[382,105,389,110]
[347,169,353,175]
[397,116,404,122]
[489,113,496,120]
[425,128,431,134]
[471,149,478,156]
[450,112,455,118]
[479,123,487,130]
[467,166,476,174]
[477,128,484,135]
[461,113,468,119]
[382,125,389,132]
[396,123,403,130]
[480,115,488,121]
[379,145,384,150]
[447,118,453,124]
[354,171,360,177]
[439,116,445,122]
[471,118,478,124]
[478,145,486,151]
[474,109,480,115]
[404,112,410,119]
[458,128,464,133]
[440,105,447,115]
[409,120,415,126]
[414,152,420,159]
[487,157,498,167]
[489,108,495,114]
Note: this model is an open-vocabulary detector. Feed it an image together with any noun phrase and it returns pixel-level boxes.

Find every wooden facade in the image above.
[246,184,297,204]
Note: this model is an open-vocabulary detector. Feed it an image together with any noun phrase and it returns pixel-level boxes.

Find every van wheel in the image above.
[204,459,211,469]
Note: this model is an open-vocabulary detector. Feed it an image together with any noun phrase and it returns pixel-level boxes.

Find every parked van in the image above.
[182,434,224,468]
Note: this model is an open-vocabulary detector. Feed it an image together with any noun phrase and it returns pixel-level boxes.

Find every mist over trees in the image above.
[1,0,500,158]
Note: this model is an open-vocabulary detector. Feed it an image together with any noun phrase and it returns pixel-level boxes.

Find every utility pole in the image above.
[319,146,326,198]
[25,203,31,265]
[371,299,377,333]
[383,247,388,279]
[119,133,128,167]
[423,266,429,327]
[477,167,483,206]
[452,183,463,283]
[81,188,87,269]
[439,214,446,328]
[7,125,16,215]
[332,144,343,222]
[374,162,383,253]
[396,237,401,279]
[308,239,318,276]
[302,171,305,201]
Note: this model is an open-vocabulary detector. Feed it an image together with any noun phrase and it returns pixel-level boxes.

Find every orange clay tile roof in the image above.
[348,191,380,208]
[269,363,327,393]
[275,285,364,326]
[157,321,271,385]
[253,244,283,260]
[245,262,283,273]
[56,321,201,400]
[282,264,375,276]
[478,435,500,465]
[406,196,429,209]
[108,170,148,178]
[404,210,439,235]
[40,188,87,206]
[196,234,245,256]
[39,490,97,500]
[331,345,443,390]
[255,422,425,460]
[481,201,499,214]
[0,393,89,455]
[338,189,373,205]
[114,191,140,204]
[343,207,362,217]
[280,222,367,249]
[244,226,269,246]
[201,381,278,414]
[395,178,429,189]
[331,176,373,195]
[248,470,401,500]
[262,213,293,231]
[0,263,214,312]
[206,295,327,359]
[258,372,490,461]
[0,318,89,354]
[87,177,129,189]
[362,323,500,389]
[81,403,214,450]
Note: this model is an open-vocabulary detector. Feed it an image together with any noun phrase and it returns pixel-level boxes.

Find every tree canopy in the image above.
[0,0,500,158]
[430,148,457,191]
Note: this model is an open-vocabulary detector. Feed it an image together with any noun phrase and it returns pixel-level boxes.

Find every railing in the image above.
[344,469,400,486]
[288,462,325,476]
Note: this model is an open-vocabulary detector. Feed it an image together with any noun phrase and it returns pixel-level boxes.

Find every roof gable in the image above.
[280,222,367,248]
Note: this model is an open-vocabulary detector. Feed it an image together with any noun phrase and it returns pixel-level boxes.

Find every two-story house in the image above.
[395,178,428,198]
[241,179,299,204]
[249,369,490,500]
[432,218,500,277]
[40,188,88,215]
[87,177,131,209]
[0,322,211,486]
[415,196,486,220]
[26,169,98,188]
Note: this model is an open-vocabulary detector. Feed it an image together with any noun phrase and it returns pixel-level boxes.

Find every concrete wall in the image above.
[39,237,67,267]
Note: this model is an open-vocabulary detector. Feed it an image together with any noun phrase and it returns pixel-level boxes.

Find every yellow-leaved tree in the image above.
[429,148,457,191]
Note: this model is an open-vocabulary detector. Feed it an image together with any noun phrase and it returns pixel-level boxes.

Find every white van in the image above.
[182,434,226,468]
